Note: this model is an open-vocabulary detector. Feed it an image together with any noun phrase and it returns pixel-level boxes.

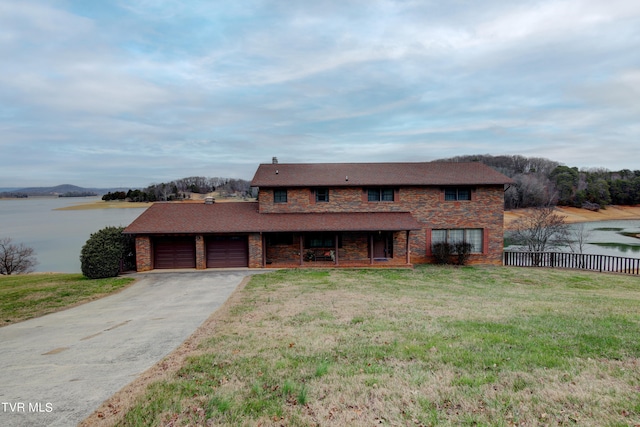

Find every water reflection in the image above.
[590,242,640,254]
[505,219,640,259]
[573,220,640,258]
[0,197,147,273]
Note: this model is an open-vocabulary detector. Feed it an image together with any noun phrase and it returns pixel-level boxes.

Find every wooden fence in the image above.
[503,251,640,275]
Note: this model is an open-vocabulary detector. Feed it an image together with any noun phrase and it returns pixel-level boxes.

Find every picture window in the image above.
[432,228,483,253]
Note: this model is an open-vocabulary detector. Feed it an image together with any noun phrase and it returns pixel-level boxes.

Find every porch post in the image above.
[261,233,266,267]
[334,233,339,266]
[406,230,410,264]
[370,234,374,265]
[299,234,304,266]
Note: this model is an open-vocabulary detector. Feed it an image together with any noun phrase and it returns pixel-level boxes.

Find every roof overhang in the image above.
[123,202,422,235]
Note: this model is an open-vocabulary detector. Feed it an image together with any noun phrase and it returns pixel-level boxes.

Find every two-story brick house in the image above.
[123,161,513,271]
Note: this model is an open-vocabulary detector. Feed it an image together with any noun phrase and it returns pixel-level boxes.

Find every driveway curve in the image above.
[0,270,266,427]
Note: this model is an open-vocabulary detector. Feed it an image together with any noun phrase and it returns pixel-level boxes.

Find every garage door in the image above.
[154,237,196,269]
[207,236,248,268]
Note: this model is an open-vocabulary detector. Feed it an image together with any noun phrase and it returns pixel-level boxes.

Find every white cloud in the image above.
[1,0,639,186]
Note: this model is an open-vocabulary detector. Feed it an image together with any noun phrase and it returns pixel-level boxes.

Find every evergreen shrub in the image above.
[80,226,135,279]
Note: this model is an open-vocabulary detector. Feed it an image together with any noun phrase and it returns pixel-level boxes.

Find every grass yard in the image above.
[112,266,640,426]
[0,273,135,326]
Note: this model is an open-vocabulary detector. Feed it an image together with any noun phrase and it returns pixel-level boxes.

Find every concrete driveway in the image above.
[0,270,266,427]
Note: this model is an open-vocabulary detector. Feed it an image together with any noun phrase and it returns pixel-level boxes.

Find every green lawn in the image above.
[115,266,640,427]
[0,273,135,326]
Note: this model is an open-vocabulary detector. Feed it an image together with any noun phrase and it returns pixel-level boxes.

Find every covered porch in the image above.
[260,229,415,268]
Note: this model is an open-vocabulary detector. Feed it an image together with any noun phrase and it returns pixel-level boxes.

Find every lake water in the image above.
[566,220,640,257]
[0,197,147,273]
[1,198,639,273]
[504,219,640,259]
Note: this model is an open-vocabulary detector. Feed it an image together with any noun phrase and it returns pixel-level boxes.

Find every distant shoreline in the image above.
[505,205,640,229]
[53,197,253,210]
[54,200,152,210]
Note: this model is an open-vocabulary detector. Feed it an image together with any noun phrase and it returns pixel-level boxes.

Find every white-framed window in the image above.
[432,228,483,253]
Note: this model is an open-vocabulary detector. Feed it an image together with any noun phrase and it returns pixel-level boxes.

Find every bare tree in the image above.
[508,206,570,253]
[565,223,593,268]
[0,237,38,275]
[567,223,593,255]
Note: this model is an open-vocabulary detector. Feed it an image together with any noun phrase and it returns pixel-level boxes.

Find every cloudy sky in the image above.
[1,0,639,187]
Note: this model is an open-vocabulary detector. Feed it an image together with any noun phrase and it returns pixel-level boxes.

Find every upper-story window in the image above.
[274,189,288,203]
[444,187,471,201]
[368,188,395,202]
[315,188,329,202]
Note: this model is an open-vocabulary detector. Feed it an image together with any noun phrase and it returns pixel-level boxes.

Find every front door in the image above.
[373,233,389,259]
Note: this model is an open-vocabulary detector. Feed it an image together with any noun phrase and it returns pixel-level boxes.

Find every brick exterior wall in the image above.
[258,185,505,266]
[340,233,369,261]
[195,235,206,269]
[266,234,301,263]
[135,236,152,272]
[132,184,505,270]
[401,186,505,265]
[248,234,263,268]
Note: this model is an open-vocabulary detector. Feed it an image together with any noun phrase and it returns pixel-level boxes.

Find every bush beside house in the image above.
[80,226,135,279]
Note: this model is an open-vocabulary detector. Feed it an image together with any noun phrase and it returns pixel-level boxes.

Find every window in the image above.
[444,187,471,201]
[268,233,293,246]
[432,228,483,253]
[305,233,342,248]
[368,188,395,202]
[274,189,287,203]
[315,188,329,202]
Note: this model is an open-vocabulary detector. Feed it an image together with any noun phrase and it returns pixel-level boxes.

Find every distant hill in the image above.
[0,184,129,198]
[17,184,88,194]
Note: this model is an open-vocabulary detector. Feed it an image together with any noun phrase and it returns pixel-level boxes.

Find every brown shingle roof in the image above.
[123,202,422,235]
[251,162,514,187]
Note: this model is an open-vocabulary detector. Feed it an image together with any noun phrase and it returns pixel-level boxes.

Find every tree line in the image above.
[439,154,640,210]
[102,176,253,202]
[101,157,639,208]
